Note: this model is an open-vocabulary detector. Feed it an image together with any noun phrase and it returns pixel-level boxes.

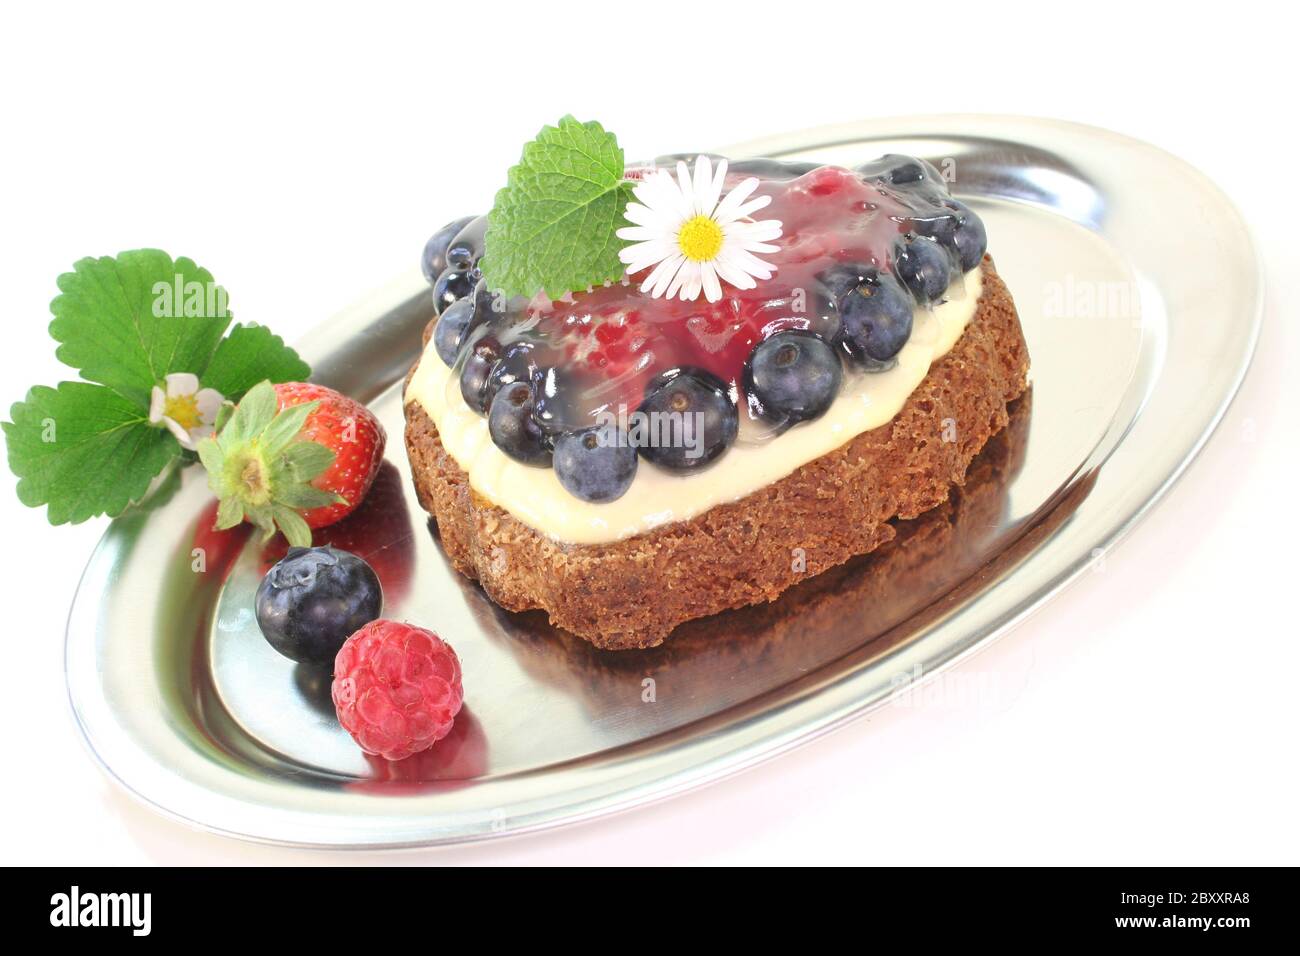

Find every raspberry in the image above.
[331,620,464,761]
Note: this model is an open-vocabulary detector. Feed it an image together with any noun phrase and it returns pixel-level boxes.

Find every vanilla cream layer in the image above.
[406,268,983,545]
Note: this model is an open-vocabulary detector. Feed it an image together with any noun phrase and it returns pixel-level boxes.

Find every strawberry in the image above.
[196,380,386,547]
[270,382,386,528]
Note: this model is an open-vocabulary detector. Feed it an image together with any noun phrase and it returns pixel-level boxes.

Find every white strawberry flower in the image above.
[617,155,783,303]
[149,372,224,450]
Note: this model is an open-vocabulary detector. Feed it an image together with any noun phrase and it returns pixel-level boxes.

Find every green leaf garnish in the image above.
[2,382,178,524]
[201,323,311,401]
[50,250,232,408]
[481,115,635,300]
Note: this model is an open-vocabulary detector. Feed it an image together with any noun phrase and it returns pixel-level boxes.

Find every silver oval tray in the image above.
[65,115,1261,848]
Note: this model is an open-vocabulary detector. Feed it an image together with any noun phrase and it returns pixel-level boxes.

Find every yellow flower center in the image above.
[164,393,202,431]
[677,215,724,262]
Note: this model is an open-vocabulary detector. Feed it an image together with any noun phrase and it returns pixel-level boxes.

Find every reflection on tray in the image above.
[425,392,1087,734]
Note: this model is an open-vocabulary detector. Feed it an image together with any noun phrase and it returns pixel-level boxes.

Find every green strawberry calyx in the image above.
[195,380,343,547]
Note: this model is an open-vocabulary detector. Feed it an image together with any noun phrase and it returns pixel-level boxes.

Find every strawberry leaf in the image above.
[482,116,636,299]
[49,250,232,408]
[202,323,311,401]
[2,382,178,524]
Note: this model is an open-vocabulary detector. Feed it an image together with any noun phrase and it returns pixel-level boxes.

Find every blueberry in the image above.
[433,266,476,315]
[744,331,842,425]
[728,158,820,180]
[445,216,488,272]
[818,261,880,301]
[892,235,955,304]
[470,275,523,329]
[459,337,502,414]
[750,284,841,342]
[421,215,475,284]
[933,199,986,272]
[859,153,945,190]
[487,340,541,403]
[636,367,738,471]
[532,365,594,436]
[837,271,915,364]
[255,546,382,665]
[654,151,728,167]
[553,423,638,502]
[434,297,474,366]
[488,382,552,466]
[912,200,987,270]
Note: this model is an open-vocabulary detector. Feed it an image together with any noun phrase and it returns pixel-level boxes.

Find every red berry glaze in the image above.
[273,382,386,529]
[332,620,464,761]
[465,163,934,429]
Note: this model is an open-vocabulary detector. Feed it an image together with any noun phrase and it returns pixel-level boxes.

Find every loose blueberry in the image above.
[255,546,383,665]
[445,216,488,271]
[488,382,552,466]
[433,266,476,315]
[434,297,474,366]
[636,367,738,471]
[893,235,955,304]
[837,271,915,364]
[553,424,638,503]
[744,331,842,425]
[421,215,475,284]
[459,336,502,414]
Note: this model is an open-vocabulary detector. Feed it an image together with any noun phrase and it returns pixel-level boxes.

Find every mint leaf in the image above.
[2,382,178,524]
[50,250,232,409]
[482,116,635,299]
[201,323,310,400]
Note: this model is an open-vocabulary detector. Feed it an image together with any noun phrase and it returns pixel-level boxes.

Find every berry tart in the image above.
[404,118,1029,650]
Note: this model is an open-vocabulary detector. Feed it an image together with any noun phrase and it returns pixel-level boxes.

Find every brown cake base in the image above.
[404,256,1030,650]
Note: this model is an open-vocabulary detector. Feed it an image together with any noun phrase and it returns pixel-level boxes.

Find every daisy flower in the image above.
[618,155,782,303]
[149,372,224,450]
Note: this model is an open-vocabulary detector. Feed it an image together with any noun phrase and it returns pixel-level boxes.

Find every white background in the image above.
[1,0,1296,865]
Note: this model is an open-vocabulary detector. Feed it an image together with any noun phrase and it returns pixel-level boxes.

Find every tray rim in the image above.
[63,114,1263,850]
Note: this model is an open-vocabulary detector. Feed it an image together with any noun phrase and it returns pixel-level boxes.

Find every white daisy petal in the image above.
[675,161,693,205]
[622,203,661,227]
[643,253,685,298]
[691,156,713,215]
[617,160,782,301]
[731,196,774,221]
[701,262,723,303]
[713,252,757,290]
[620,238,677,271]
[711,177,761,223]
[665,259,696,300]
[165,372,199,397]
[738,219,784,240]
[708,158,728,215]
[616,225,668,242]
